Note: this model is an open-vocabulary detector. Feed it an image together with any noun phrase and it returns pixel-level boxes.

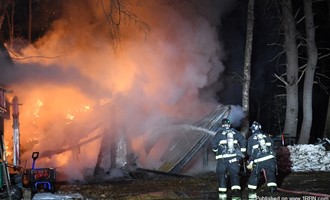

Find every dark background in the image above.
[217,0,330,141]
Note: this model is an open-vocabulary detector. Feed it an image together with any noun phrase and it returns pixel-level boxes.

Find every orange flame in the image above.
[4,0,226,180]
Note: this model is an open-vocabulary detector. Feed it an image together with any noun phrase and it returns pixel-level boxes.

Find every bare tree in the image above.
[324,100,330,138]
[100,0,149,46]
[298,0,318,144]
[0,0,10,29]
[322,0,330,139]
[279,0,299,139]
[0,0,12,63]
[241,0,254,137]
[28,0,32,43]
[7,0,14,49]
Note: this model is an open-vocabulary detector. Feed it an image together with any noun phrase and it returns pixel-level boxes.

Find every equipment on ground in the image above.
[23,152,56,195]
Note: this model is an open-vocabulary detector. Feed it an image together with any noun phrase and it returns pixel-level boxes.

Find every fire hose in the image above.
[261,169,330,198]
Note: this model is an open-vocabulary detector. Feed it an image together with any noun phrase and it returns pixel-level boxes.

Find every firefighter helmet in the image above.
[221,118,231,129]
[250,121,261,133]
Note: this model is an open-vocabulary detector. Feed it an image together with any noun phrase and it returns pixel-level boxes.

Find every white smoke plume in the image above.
[0,0,239,180]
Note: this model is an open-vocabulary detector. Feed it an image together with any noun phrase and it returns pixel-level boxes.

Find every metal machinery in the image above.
[0,86,56,199]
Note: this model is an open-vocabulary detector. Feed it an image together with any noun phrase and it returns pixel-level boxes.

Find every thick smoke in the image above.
[1,0,239,180]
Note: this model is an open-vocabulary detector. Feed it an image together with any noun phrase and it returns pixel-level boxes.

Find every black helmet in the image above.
[221,118,231,129]
[221,118,231,125]
[250,121,261,132]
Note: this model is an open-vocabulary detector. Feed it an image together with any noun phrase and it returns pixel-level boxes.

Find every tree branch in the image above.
[274,73,288,86]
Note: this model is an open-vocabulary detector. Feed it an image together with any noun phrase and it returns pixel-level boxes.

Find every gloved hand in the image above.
[247,161,254,170]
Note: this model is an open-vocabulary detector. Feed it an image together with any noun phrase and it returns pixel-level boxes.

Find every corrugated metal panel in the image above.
[158,127,206,172]
[157,105,231,173]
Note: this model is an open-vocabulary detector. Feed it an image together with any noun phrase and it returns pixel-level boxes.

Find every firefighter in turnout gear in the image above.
[212,118,246,199]
[246,121,277,198]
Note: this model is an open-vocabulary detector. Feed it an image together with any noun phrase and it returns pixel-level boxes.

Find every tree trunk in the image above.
[323,0,330,139]
[241,0,254,137]
[324,98,330,138]
[28,0,32,43]
[0,0,10,29]
[0,0,12,64]
[9,0,14,49]
[281,0,299,139]
[298,0,318,144]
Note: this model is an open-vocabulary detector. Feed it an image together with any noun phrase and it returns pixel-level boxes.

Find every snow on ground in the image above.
[32,193,84,200]
[287,138,330,172]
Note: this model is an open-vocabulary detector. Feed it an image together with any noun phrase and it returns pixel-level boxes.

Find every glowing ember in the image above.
[33,99,44,119]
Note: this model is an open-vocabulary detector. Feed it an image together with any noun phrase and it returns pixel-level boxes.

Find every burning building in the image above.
[0,0,241,181]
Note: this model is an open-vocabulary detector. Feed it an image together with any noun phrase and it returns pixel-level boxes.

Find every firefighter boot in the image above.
[218,192,227,199]
[248,189,257,199]
[231,189,241,200]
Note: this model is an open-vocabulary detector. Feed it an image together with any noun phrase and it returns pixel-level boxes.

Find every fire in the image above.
[65,114,74,120]
[4,141,12,157]
[64,104,92,124]
[2,0,226,180]
[33,99,43,119]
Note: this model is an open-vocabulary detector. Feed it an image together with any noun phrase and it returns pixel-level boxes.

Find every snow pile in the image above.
[33,192,84,200]
[288,142,330,172]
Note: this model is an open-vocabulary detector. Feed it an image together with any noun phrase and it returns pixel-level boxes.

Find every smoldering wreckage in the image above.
[1,88,330,200]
